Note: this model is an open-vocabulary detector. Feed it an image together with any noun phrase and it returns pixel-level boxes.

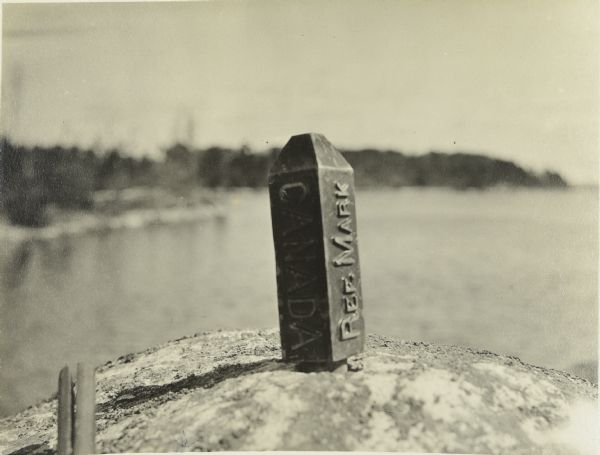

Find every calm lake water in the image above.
[0,188,597,416]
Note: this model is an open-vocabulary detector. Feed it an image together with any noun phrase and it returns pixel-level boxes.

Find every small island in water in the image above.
[0,138,567,230]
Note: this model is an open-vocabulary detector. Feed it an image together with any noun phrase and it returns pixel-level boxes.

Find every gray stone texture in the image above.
[0,329,597,455]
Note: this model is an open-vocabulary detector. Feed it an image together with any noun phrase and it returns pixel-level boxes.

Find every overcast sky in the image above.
[1,0,598,183]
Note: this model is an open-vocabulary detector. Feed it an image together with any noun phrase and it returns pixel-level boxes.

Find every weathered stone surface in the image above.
[0,329,597,455]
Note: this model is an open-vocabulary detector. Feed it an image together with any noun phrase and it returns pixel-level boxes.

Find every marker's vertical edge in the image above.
[350,168,366,355]
[57,366,72,455]
[73,363,95,455]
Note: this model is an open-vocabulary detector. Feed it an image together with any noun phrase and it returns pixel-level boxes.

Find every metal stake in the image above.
[57,366,72,455]
[73,362,96,455]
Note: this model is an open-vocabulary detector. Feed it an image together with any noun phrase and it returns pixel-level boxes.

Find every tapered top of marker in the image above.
[269,133,353,176]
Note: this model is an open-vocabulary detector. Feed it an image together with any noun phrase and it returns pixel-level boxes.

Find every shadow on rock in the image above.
[98,358,286,412]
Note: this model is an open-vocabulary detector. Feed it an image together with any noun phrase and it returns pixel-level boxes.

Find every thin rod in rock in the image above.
[73,362,95,455]
[57,366,73,455]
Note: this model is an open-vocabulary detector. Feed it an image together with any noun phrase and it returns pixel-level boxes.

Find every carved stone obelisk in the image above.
[269,133,365,366]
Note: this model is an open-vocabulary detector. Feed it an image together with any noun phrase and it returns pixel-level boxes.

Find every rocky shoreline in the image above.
[0,202,225,245]
[1,329,597,455]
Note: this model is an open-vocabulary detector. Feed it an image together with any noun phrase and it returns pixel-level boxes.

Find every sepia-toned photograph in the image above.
[0,1,597,454]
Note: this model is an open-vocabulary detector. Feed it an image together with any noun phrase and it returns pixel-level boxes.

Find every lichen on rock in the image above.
[0,329,597,454]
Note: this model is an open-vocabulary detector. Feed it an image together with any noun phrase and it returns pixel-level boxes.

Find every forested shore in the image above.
[0,139,567,227]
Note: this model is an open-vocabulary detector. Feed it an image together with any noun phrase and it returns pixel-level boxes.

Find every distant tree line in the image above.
[0,140,160,226]
[342,149,567,189]
[0,138,567,226]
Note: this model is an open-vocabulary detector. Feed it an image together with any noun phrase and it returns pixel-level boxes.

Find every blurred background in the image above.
[0,0,597,416]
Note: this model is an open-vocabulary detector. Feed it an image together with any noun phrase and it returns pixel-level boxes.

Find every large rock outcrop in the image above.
[0,329,597,454]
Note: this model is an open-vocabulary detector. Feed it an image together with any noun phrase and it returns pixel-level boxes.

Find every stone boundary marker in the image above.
[269,133,365,368]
